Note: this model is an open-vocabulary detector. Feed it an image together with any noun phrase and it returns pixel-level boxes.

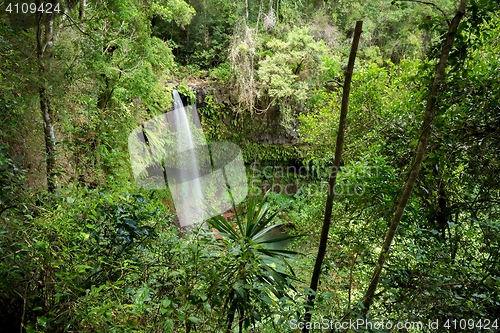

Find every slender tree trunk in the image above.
[302,20,363,333]
[256,0,263,29]
[361,0,467,315]
[36,6,57,193]
[96,75,115,177]
[79,0,86,21]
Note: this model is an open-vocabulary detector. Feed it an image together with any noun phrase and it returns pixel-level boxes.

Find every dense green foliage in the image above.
[1,0,500,331]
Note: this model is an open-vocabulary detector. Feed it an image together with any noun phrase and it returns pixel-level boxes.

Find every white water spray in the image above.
[171,90,205,226]
[128,89,248,228]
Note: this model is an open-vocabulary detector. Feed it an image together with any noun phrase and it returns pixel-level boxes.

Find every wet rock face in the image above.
[181,81,302,146]
[258,132,298,145]
[192,86,208,109]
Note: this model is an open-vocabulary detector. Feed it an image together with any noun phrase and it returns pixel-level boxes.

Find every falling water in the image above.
[172,89,205,226]
[128,89,248,228]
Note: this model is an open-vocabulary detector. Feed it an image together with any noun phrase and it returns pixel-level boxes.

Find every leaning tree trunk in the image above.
[302,20,363,333]
[361,0,467,315]
[36,5,57,193]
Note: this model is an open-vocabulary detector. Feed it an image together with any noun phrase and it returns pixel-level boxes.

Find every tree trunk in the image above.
[361,0,467,315]
[79,0,86,21]
[96,75,115,178]
[36,5,56,193]
[302,20,363,333]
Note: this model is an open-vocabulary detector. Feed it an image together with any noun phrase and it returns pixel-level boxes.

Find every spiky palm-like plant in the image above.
[205,191,302,332]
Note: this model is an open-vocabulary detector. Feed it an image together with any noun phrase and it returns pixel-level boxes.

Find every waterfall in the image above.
[128,88,248,228]
[171,90,205,226]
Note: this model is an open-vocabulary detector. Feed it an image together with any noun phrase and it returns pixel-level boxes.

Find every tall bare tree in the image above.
[361,0,468,315]
[302,20,363,333]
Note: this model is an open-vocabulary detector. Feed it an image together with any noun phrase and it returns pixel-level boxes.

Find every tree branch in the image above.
[396,0,451,25]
